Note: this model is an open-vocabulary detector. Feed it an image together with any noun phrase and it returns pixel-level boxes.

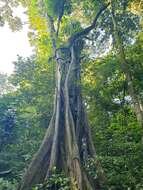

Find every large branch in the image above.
[69,3,110,46]
[54,3,109,59]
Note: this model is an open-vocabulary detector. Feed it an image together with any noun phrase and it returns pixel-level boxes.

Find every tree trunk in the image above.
[110,0,143,129]
[18,43,106,190]
[18,5,109,190]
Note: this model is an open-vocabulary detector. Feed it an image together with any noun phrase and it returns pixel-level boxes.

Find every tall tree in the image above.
[17,0,109,189]
[109,0,143,131]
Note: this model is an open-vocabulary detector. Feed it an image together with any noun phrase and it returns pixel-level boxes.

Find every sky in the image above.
[0,7,33,74]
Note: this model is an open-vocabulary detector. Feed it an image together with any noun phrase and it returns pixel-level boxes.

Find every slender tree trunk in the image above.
[110,0,143,129]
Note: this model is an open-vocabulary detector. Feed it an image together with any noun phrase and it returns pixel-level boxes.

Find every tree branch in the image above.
[68,3,110,46]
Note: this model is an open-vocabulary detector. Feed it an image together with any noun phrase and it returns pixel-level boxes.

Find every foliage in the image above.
[0,73,14,96]
[0,0,22,31]
[0,56,53,181]
[82,39,143,189]
[0,178,17,190]
[33,169,70,190]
